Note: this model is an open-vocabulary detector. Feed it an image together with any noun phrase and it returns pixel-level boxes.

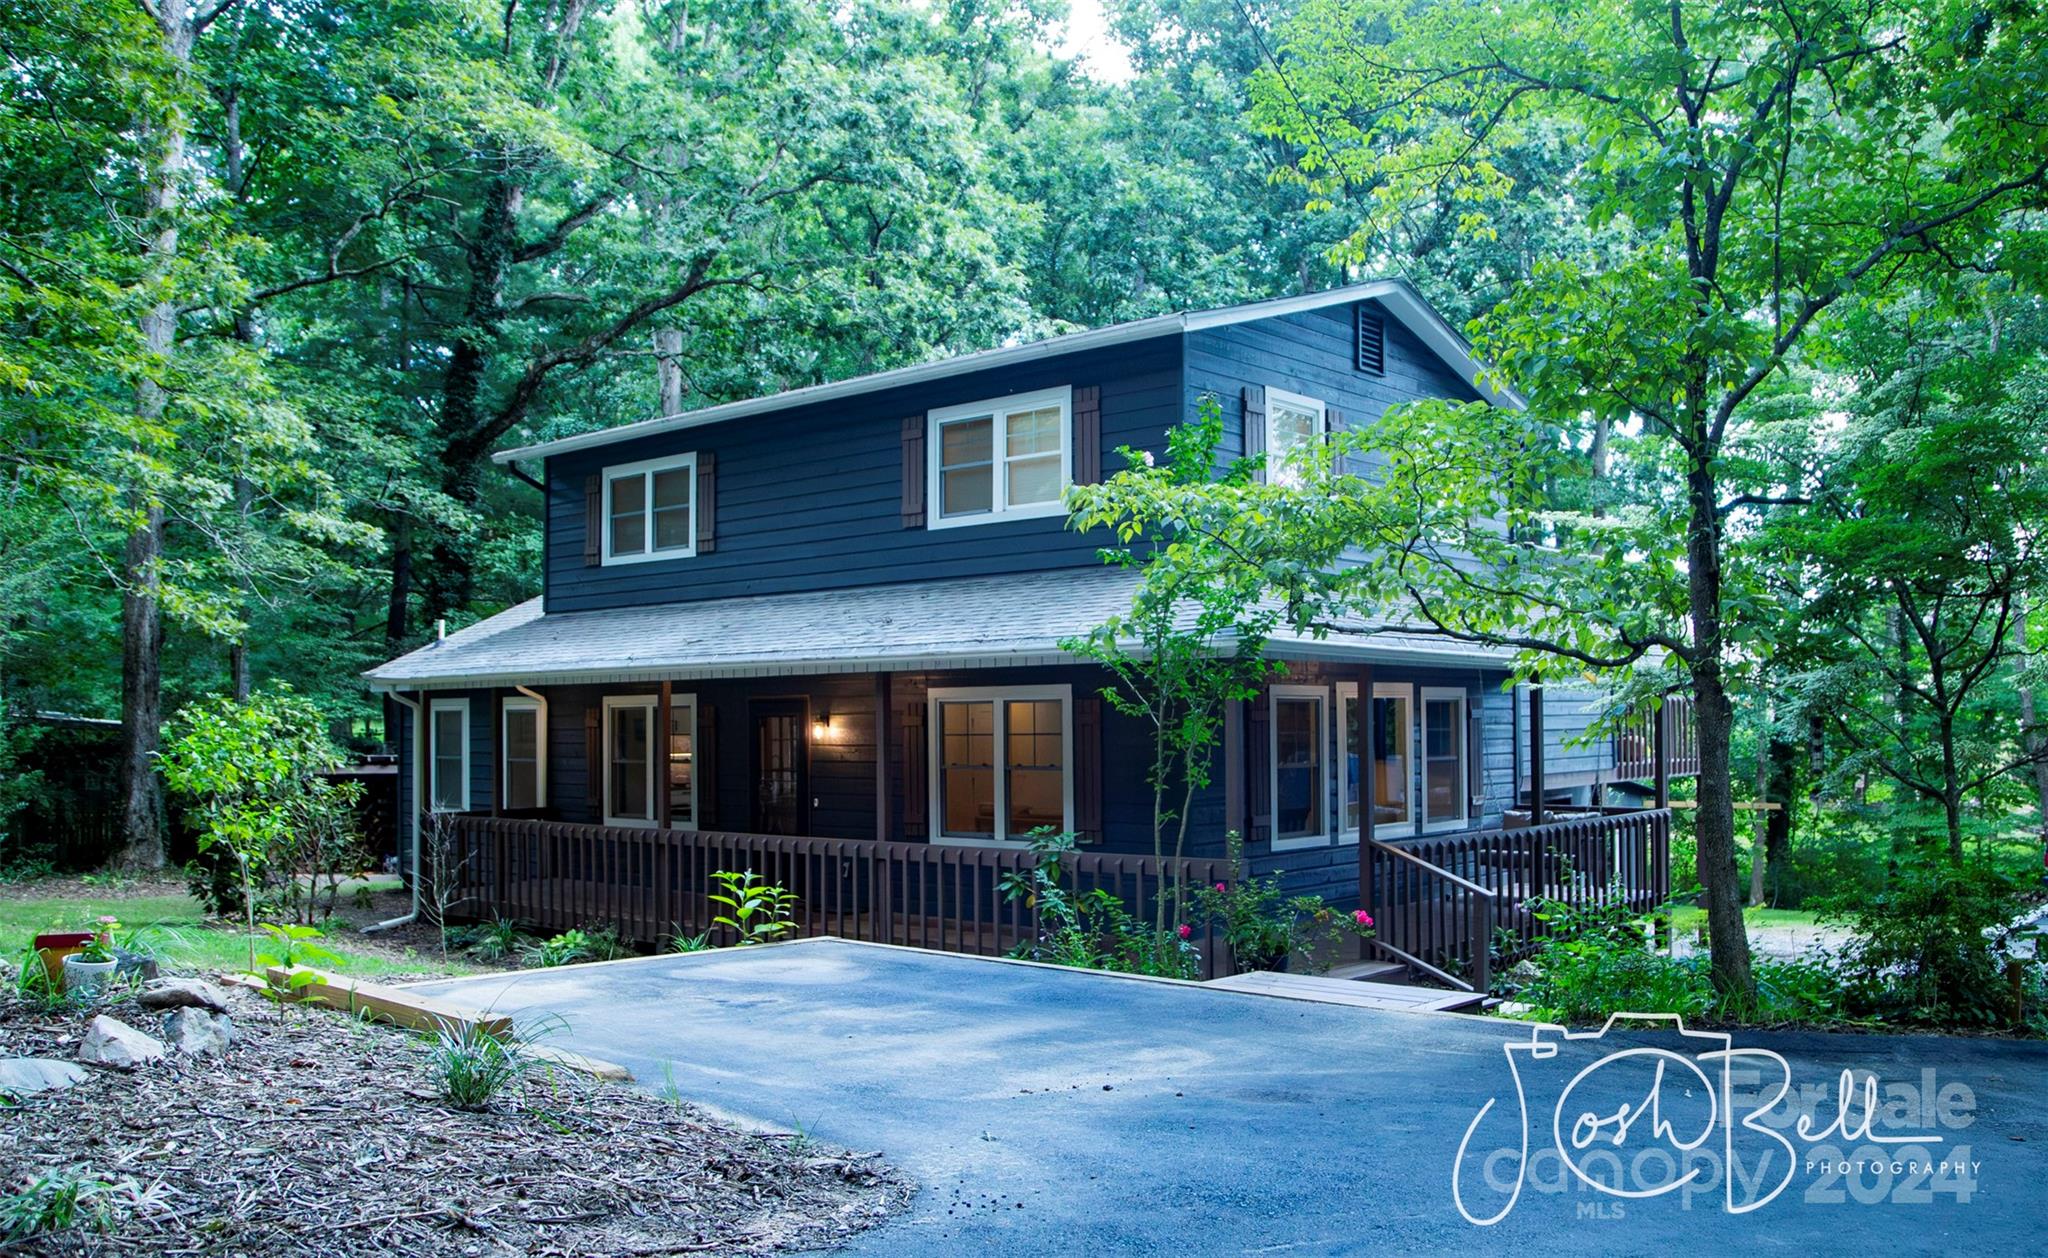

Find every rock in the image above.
[136,977,231,1014]
[78,1015,165,1070]
[0,1057,85,1097]
[115,949,160,983]
[163,1008,234,1058]
[1509,959,1542,982]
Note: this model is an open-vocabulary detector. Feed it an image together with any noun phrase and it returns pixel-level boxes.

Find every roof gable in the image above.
[492,279,1517,466]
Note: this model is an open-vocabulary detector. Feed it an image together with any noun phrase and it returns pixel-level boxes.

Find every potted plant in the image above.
[60,916,121,992]
[1190,834,1376,974]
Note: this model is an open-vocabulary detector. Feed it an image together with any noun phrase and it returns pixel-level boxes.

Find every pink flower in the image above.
[1354,910,1374,928]
[1214,882,1227,893]
[1177,924,1192,940]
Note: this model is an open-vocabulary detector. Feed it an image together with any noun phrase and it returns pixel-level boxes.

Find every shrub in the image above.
[1001,830,1201,979]
[453,917,525,963]
[1814,855,2033,1028]
[668,928,713,953]
[1186,831,1373,973]
[0,1167,149,1240]
[708,870,798,945]
[520,930,596,968]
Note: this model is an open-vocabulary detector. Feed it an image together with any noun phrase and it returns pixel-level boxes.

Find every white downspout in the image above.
[365,689,424,934]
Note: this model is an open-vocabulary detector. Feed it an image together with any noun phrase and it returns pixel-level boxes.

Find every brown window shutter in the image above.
[583,705,602,821]
[1326,406,1349,476]
[901,702,928,837]
[1246,695,1271,844]
[1242,385,1267,482]
[583,474,602,566]
[1073,696,1102,842]
[900,416,926,528]
[696,450,717,553]
[1072,385,1102,485]
[697,702,717,829]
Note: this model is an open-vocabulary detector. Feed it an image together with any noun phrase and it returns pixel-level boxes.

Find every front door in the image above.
[750,699,809,835]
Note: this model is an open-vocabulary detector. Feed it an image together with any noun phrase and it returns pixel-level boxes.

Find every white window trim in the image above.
[1421,685,1469,832]
[603,694,660,829]
[600,452,697,565]
[1347,682,1420,839]
[668,692,699,832]
[1264,386,1327,486]
[1269,684,1330,851]
[928,684,1073,847]
[427,698,470,814]
[501,696,546,810]
[926,385,1073,530]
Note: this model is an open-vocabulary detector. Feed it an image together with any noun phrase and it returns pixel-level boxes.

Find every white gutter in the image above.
[363,690,423,934]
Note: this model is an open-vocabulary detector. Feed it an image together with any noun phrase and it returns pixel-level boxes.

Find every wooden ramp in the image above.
[1204,970,1486,1014]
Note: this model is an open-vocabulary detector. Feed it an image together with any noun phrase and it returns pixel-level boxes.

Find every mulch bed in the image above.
[0,976,909,1255]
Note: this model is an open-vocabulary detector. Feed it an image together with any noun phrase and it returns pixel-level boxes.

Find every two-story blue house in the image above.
[366,281,1683,986]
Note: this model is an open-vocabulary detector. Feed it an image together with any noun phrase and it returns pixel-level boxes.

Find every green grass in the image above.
[0,889,473,979]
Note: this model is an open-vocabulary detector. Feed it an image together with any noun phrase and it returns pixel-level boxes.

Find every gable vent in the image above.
[1355,304,1386,375]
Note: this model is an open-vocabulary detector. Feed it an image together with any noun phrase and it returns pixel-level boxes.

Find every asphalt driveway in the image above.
[409,939,2048,1256]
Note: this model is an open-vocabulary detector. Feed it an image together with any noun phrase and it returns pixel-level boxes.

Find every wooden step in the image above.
[1324,959,1409,984]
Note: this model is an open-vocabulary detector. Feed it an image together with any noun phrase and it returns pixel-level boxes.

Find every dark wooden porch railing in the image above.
[1362,808,1671,993]
[1614,698,1699,780]
[437,816,1239,978]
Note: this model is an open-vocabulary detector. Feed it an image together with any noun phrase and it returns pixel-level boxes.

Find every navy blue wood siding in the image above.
[1186,299,1482,471]
[393,690,494,870]
[544,338,1182,612]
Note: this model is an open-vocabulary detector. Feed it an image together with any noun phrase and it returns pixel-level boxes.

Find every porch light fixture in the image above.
[812,706,831,740]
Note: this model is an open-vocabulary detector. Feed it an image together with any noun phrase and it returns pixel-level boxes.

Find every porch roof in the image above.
[363,567,1513,691]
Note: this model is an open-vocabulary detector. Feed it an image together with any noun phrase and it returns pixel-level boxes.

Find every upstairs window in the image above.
[603,453,696,564]
[928,386,1071,528]
[1264,388,1326,488]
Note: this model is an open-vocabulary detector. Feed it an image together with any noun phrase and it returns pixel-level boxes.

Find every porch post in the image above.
[1223,698,1245,839]
[1653,699,1671,809]
[491,687,505,817]
[1527,678,1545,825]
[1356,664,1375,949]
[874,672,892,843]
[657,681,672,830]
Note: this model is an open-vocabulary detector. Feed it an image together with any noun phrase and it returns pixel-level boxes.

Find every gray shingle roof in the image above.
[363,567,1510,691]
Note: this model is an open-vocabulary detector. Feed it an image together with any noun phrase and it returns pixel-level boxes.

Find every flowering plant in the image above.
[1188,833,1375,973]
[77,916,121,963]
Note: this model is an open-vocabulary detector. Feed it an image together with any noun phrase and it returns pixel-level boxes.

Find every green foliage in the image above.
[424,1019,528,1111]
[13,946,74,1016]
[0,1167,139,1241]
[1000,830,1201,980]
[453,917,525,963]
[1507,895,1845,1027]
[667,928,714,954]
[255,922,340,972]
[707,871,799,946]
[1187,833,1374,974]
[1816,857,2036,1029]
[74,918,119,964]
[158,686,359,957]
[520,930,598,968]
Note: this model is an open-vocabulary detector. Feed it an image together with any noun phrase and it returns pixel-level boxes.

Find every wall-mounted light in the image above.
[812,705,831,741]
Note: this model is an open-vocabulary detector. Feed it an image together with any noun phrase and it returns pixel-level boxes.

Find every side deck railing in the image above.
[436,816,1239,978]
[1362,808,1671,993]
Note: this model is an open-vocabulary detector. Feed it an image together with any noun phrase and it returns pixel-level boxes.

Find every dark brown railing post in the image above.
[1654,701,1671,809]
[1470,891,1494,993]
[1527,679,1546,825]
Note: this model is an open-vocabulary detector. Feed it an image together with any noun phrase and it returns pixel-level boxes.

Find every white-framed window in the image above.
[927,385,1072,528]
[502,697,545,811]
[602,453,696,564]
[1338,682,1416,841]
[1264,387,1327,487]
[1270,684,1329,850]
[928,684,1072,846]
[668,693,698,830]
[1421,686,1468,830]
[427,698,470,813]
[603,695,659,828]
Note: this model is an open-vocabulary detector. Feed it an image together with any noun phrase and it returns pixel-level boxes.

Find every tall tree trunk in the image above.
[1763,733,1797,904]
[1749,702,1770,907]
[2017,605,2048,860]
[118,0,205,872]
[1684,442,1754,999]
[655,327,684,416]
